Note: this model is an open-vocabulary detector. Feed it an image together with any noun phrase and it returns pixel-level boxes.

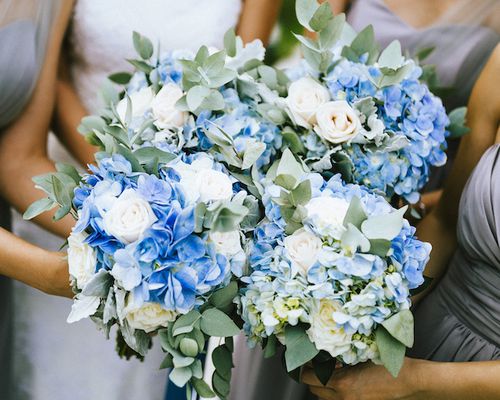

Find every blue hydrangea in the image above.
[73,153,245,315]
[239,173,431,364]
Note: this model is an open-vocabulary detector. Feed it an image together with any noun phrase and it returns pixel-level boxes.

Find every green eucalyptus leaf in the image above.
[200,308,240,337]
[282,129,306,155]
[211,203,248,233]
[126,59,153,74]
[296,0,320,31]
[309,1,333,32]
[212,345,233,376]
[108,72,132,85]
[241,141,266,170]
[414,46,435,62]
[78,115,106,136]
[192,378,216,398]
[209,281,238,309]
[187,85,211,111]
[172,310,202,336]
[369,239,392,257]
[169,367,193,388]
[133,147,176,165]
[23,197,56,220]
[180,338,199,358]
[381,310,414,348]
[361,206,407,240]
[263,335,278,359]
[375,326,406,377]
[343,196,367,229]
[375,63,413,88]
[378,40,404,69]
[447,106,471,139]
[289,179,311,206]
[132,31,154,60]
[82,270,113,297]
[213,371,230,398]
[319,14,346,49]
[224,29,237,57]
[284,325,319,372]
[159,354,174,370]
[204,50,227,78]
[55,163,81,185]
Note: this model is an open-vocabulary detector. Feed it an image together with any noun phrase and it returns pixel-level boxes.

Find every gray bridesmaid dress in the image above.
[0,2,60,399]
[410,144,500,361]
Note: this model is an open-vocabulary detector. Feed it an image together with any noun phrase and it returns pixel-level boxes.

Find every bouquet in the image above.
[24,0,455,396]
[239,149,431,382]
[251,0,449,203]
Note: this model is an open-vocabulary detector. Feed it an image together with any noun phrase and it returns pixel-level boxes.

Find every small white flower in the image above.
[306,299,352,358]
[284,228,322,276]
[286,77,330,129]
[103,189,157,244]
[116,86,154,121]
[150,83,188,129]
[125,294,177,333]
[209,231,243,257]
[195,169,233,203]
[305,196,350,238]
[67,231,97,290]
[314,100,361,144]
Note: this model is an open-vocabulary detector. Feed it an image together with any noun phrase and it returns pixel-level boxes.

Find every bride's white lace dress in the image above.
[12,1,242,399]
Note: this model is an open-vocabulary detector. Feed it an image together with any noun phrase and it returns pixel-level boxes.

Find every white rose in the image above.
[116,86,154,121]
[314,100,361,144]
[306,299,352,358]
[67,231,97,289]
[209,231,243,257]
[150,83,188,129]
[125,300,177,333]
[103,189,157,244]
[305,196,350,238]
[286,77,330,128]
[195,169,233,203]
[284,228,322,276]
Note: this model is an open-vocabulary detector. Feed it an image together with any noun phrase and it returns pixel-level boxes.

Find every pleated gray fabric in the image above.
[410,144,500,361]
[0,2,60,398]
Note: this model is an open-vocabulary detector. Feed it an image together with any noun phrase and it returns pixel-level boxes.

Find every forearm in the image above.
[53,60,97,167]
[0,228,71,297]
[237,0,283,45]
[417,360,500,400]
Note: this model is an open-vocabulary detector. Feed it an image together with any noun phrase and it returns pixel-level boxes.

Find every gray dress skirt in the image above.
[409,144,500,361]
[0,2,60,398]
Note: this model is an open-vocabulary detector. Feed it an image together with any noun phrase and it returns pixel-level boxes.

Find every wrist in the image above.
[405,358,443,400]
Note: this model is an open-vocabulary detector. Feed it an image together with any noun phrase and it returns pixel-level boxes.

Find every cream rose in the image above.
[103,189,157,244]
[209,231,243,257]
[195,169,233,203]
[151,83,188,129]
[67,231,97,289]
[125,300,177,333]
[314,100,361,144]
[305,196,350,239]
[286,77,330,128]
[116,87,154,121]
[306,299,352,358]
[284,228,322,276]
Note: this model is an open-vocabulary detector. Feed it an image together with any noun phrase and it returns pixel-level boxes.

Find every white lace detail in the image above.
[70,0,242,113]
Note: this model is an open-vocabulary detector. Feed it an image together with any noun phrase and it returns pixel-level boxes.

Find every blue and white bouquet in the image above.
[239,149,431,380]
[81,30,282,173]
[253,1,449,203]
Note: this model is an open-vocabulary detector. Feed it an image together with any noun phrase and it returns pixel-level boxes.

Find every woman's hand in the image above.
[302,358,426,400]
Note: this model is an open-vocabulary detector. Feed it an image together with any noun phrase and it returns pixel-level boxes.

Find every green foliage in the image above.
[200,308,240,337]
[375,325,406,377]
[447,107,471,139]
[284,325,319,372]
[381,310,414,348]
[132,31,154,60]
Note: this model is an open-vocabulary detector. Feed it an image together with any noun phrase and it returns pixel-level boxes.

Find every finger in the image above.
[301,367,323,386]
[310,386,339,400]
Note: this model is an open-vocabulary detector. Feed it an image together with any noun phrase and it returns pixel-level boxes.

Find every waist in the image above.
[437,247,500,348]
